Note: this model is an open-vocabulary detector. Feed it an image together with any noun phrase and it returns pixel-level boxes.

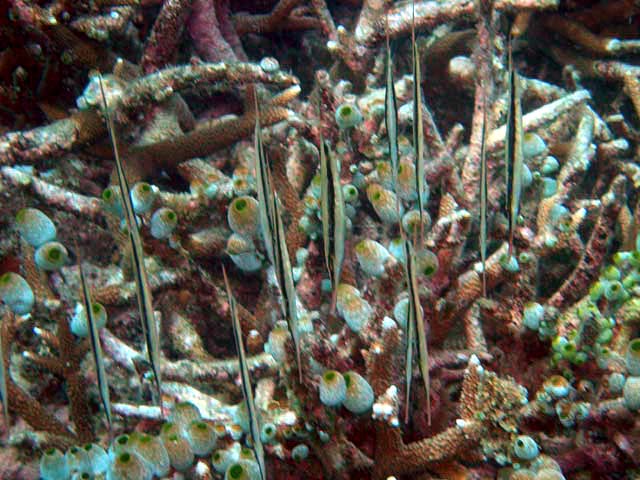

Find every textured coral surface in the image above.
[1,0,640,479]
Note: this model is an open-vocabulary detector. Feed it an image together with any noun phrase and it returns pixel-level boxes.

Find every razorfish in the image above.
[504,34,524,257]
[411,0,427,245]
[480,101,489,297]
[98,74,163,412]
[320,135,346,315]
[402,237,431,426]
[385,12,400,193]
[79,260,113,434]
[223,267,266,480]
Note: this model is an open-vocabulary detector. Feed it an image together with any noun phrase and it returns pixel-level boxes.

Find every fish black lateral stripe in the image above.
[80,261,113,433]
[385,11,399,191]
[480,101,488,297]
[408,245,431,426]
[224,267,266,480]
[98,73,163,412]
[411,0,426,245]
[504,32,524,257]
[403,239,415,423]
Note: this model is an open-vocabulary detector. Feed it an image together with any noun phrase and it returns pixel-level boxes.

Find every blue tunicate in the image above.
[150,208,178,239]
[291,444,309,461]
[500,254,520,273]
[521,164,533,188]
[82,443,109,475]
[260,423,277,443]
[513,435,539,460]
[70,302,108,338]
[319,370,346,407]
[549,204,569,225]
[131,182,156,214]
[342,371,374,414]
[15,208,56,248]
[541,156,560,175]
[0,272,34,315]
[102,186,124,217]
[608,372,626,394]
[542,178,557,198]
[523,302,544,331]
[522,132,547,158]
[387,238,405,264]
[40,448,69,480]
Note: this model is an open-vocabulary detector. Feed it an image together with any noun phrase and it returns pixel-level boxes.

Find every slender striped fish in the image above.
[253,102,302,382]
[271,190,303,383]
[402,238,431,425]
[254,101,276,266]
[320,136,346,315]
[480,102,489,297]
[223,267,266,480]
[504,34,524,257]
[384,12,399,192]
[98,74,163,412]
[411,0,426,245]
[79,261,113,434]
[0,315,7,425]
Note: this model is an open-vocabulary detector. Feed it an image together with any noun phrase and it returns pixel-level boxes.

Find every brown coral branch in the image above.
[1,312,77,442]
[142,0,193,73]
[543,15,640,56]
[233,0,320,36]
[548,175,626,321]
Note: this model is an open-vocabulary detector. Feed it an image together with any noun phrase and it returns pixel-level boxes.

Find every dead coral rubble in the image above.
[1,0,640,479]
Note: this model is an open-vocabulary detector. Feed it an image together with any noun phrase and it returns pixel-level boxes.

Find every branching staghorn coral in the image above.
[1,1,640,479]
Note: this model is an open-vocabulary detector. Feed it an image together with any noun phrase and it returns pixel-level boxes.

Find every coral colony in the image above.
[3,0,640,479]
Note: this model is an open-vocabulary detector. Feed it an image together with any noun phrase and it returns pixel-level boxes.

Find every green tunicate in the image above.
[630,251,640,268]
[107,451,152,480]
[335,103,363,130]
[185,420,217,456]
[626,338,640,375]
[228,196,259,237]
[342,184,359,204]
[603,266,621,281]
[596,328,613,344]
[613,251,631,266]
[589,281,604,302]
[130,432,170,476]
[35,241,68,271]
[624,376,640,410]
[604,280,625,302]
